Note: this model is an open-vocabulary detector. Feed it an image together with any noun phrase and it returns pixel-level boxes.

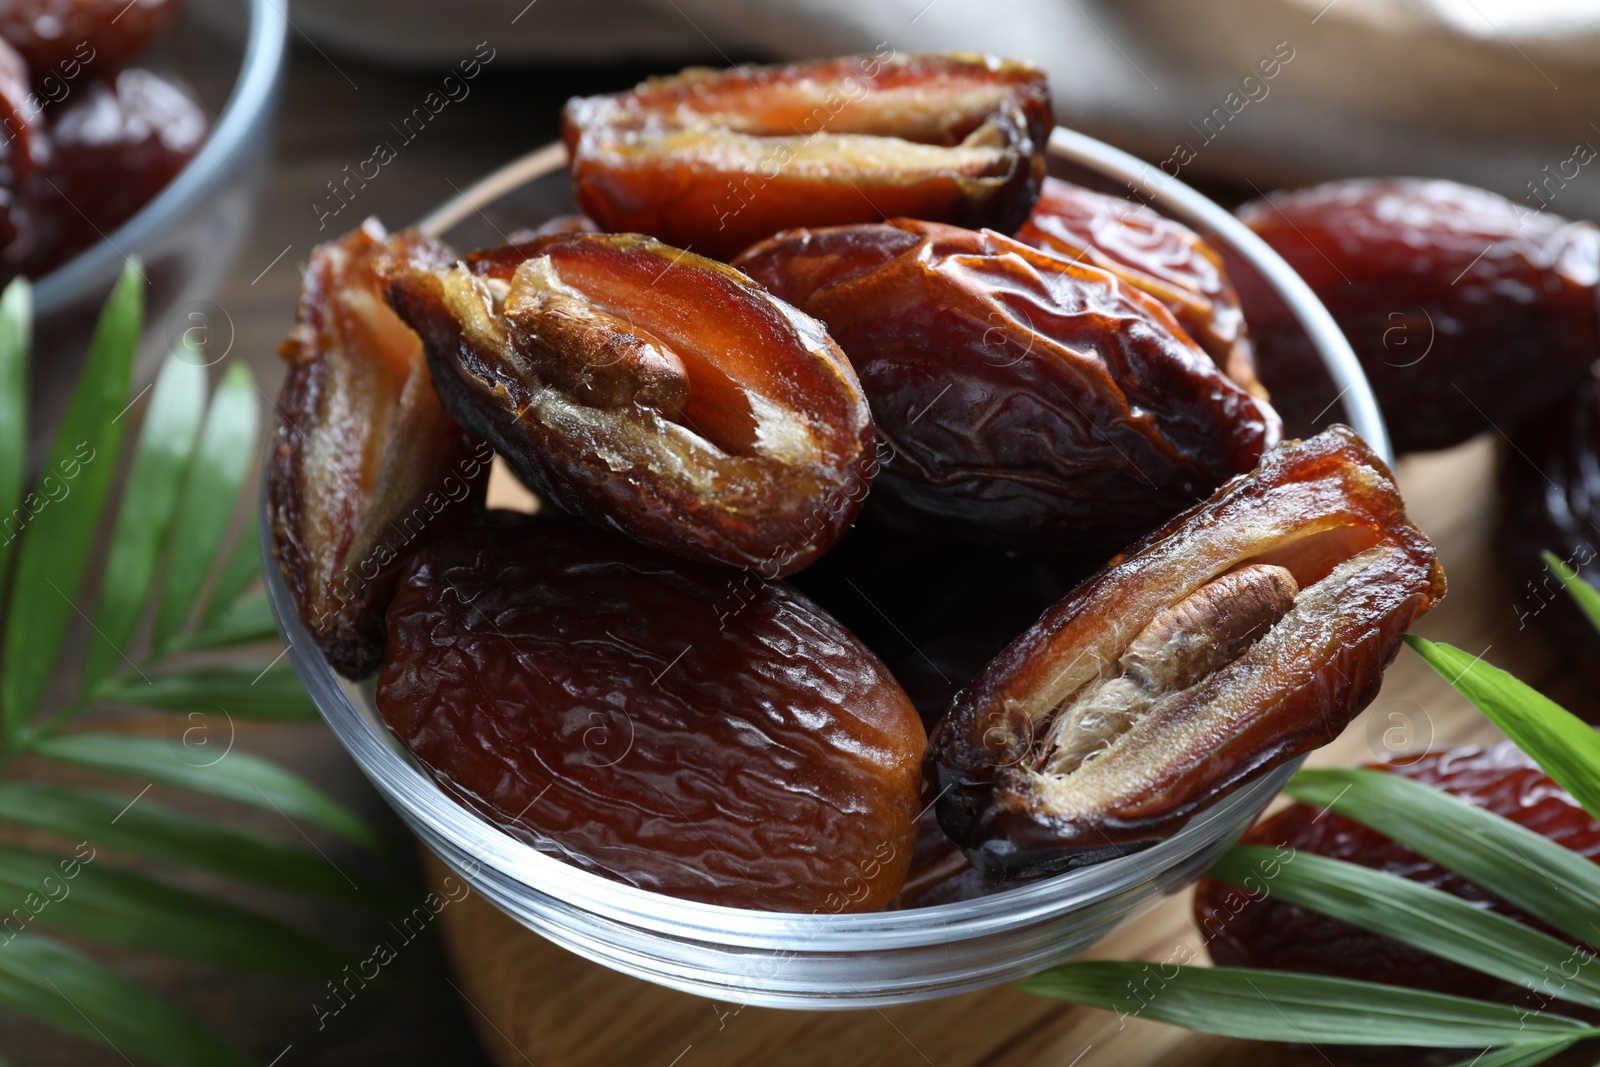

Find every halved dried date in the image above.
[736,218,1281,554]
[1195,743,1600,1008]
[563,52,1050,260]
[1238,178,1600,453]
[1016,177,1262,397]
[385,231,875,575]
[925,426,1445,879]
[376,520,926,912]
[268,219,489,679]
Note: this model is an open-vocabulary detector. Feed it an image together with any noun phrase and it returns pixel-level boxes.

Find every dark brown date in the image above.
[1016,177,1262,397]
[268,220,489,679]
[0,0,177,72]
[1238,178,1600,453]
[1195,743,1600,1008]
[563,53,1050,260]
[385,231,875,575]
[1500,365,1600,686]
[925,425,1445,880]
[13,69,205,278]
[376,520,927,912]
[735,218,1281,555]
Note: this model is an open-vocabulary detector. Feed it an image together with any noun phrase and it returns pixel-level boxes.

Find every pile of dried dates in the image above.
[0,0,207,282]
[270,52,1452,913]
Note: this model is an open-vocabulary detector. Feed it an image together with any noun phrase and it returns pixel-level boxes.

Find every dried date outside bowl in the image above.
[265,128,1388,1007]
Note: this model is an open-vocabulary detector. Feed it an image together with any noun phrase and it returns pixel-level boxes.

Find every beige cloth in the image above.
[295,0,1600,218]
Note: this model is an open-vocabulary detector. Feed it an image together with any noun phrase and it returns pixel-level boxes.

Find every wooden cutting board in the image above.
[425,436,1596,1066]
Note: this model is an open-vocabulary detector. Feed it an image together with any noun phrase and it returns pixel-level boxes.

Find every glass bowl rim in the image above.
[32,0,289,317]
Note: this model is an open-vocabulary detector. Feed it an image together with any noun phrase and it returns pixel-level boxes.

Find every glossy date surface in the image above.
[376,520,927,912]
[268,220,488,679]
[1195,743,1600,1007]
[386,231,875,575]
[0,0,177,71]
[1238,178,1600,453]
[563,52,1050,260]
[736,218,1280,555]
[924,426,1445,880]
[1017,177,1260,396]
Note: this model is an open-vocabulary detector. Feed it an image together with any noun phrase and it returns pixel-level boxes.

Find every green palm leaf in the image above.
[1448,1039,1582,1067]
[0,278,28,589]
[0,783,402,913]
[0,844,352,978]
[153,362,258,654]
[84,352,206,690]
[34,732,383,854]
[1020,962,1597,1047]
[178,592,279,650]
[1542,551,1600,635]
[1,261,142,738]
[0,932,252,1066]
[1406,636,1600,820]
[1207,845,1600,1009]
[97,663,318,720]
[200,511,263,627]
[1285,768,1600,948]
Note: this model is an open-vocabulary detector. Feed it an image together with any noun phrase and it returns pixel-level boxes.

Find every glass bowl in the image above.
[27,0,286,450]
[264,127,1389,1009]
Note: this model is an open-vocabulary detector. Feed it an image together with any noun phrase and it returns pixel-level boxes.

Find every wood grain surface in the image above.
[429,437,1599,1067]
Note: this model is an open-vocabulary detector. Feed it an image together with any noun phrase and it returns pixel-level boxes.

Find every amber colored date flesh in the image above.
[384,231,875,576]
[268,220,489,679]
[925,426,1445,879]
[376,521,926,912]
[563,52,1051,260]
[736,218,1281,555]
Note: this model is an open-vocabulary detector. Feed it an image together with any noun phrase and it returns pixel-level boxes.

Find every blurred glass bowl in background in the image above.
[27,0,285,454]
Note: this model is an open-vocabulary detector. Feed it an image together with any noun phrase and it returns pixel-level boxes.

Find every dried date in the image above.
[376,520,926,912]
[385,231,875,575]
[1500,365,1600,687]
[268,220,489,679]
[1016,177,1261,396]
[1238,178,1600,453]
[925,426,1445,880]
[736,218,1280,554]
[563,53,1050,260]
[1195,743,1600,1008]
[0,0,177,71]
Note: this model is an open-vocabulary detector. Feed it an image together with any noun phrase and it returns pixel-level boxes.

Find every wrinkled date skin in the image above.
[13,69,206,279]
[0,0,177,71]
[736,219,1281,555]
[1017,177,1262,397]
[1238,178,1600,453]
[1500,366,1600,690]
[563,53,1050,260]
[376,521,927,912]
[925,426,1445,880]
[1195,743,1600,1009]
[269,220,489,679]
[386,231,875,575]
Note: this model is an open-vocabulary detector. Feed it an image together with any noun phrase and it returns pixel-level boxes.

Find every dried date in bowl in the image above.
[563,52,1050,260]
[1238,178,1600,454]
[268,220,490,680]
[375,520,927,912]
[1195,743,1600,1009]
[736,218,1281,555]
[385,231,875,576]
[1016,176,1261,397]
[925,425,1445,880]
